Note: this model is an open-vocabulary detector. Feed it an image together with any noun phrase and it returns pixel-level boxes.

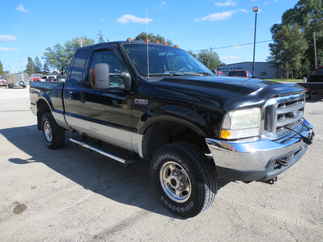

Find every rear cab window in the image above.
[68,49,90,85]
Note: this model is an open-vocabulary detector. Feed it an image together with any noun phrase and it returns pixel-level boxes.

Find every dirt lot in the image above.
[0,88,322,242]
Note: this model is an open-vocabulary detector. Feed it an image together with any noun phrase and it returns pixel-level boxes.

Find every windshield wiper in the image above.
[147,73,177,77]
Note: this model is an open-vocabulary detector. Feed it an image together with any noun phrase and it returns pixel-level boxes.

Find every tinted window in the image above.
[70,49,89,83]
[88,50,127,89]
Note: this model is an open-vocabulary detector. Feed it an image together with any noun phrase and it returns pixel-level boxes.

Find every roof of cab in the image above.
[78,40,175,50]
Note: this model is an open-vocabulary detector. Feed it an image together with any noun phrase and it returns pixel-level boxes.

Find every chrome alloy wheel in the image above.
[159,161,192,203]
[43,120,53,142]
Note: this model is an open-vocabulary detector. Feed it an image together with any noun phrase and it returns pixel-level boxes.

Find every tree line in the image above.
[0,60,11,79]
[269,0,322,78]
[0,61,4,76]
[25,57,50,75]
[24,32,221,75]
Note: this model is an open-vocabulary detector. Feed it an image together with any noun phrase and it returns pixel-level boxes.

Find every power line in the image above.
[191,40,272,52]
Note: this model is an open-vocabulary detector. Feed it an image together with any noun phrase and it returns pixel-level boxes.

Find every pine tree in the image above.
[0,61,4,75]
[34,56,42,73]
[25,57,35,75]
[43,62,50,73]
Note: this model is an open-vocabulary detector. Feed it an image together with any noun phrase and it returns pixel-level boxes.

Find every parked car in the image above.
[30,73,43,82]
[47,75,57,82]
[30,41,314,218]
[0,79,8,86]
[308,66,323,82]
[214,70,225,76]
[228,70,252,78]
[8,81,26,89]
[299,66,323,99]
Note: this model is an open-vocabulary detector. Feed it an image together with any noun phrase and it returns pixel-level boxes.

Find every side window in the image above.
[69,49,88,84]
[88,50,127,89]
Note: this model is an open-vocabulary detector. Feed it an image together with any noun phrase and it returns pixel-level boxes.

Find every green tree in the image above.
[270,24,308,78]
[197,49,221,71]
[43,62,50,73]
[34,56,42,73]
[270,0,323,74]
[25,57,35,75]
[43,37,95,73]
[134,32,173,45]
[0,61,4,75]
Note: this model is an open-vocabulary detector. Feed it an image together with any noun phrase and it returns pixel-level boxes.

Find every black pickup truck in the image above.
[30,41,314,217]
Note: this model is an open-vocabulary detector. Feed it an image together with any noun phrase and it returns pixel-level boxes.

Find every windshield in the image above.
[122,44,213,78]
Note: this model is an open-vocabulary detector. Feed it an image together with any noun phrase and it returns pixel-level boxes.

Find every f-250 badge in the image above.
[134,99,149,105]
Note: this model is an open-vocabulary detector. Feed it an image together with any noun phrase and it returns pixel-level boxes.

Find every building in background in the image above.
[218,62,278,79]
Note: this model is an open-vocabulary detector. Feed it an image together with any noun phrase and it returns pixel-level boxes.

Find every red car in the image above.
[30,74,42,82]
[228,70,252,78]
[0,79,8,86]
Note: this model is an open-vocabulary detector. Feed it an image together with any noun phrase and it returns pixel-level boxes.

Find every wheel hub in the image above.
[43,120,53,142]
[160,161,192,203]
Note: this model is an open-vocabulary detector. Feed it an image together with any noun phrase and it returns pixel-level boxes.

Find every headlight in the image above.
[220,108,261,139]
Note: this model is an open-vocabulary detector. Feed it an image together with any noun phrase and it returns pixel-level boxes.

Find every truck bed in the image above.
[30,81,65,115]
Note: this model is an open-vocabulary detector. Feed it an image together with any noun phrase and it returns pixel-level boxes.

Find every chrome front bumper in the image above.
[206,119,314,181]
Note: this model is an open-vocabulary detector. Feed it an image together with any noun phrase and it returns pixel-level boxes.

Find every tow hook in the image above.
[263,177,278,185]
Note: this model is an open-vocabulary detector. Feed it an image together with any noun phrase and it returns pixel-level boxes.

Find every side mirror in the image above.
[120,72,132,90]
[94,63,110,89]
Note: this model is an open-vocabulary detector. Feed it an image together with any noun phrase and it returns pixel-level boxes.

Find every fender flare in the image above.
[139,114,208,138]
[36,96,53,129]
[36,94,53,112]
[138,111,210,159]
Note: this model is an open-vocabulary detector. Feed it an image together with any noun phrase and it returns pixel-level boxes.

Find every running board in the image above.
[69,138,127,164]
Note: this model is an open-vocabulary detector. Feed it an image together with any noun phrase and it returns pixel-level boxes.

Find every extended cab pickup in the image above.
[30,41,314,217]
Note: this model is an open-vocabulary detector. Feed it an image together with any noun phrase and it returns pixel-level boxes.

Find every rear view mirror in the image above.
[94,63,110,89]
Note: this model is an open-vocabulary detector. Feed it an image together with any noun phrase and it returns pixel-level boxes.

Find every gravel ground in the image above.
[0,88,322,242]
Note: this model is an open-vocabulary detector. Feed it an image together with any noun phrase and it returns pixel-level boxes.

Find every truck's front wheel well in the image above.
[37,100,51,130]
[142,122,208,160]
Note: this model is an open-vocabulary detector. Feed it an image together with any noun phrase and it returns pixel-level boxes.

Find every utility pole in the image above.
[313,32,318,70]
[252,7,259,78]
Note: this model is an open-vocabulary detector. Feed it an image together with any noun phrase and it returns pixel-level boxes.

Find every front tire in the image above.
[41,112,65,149]
[151,143,217,218]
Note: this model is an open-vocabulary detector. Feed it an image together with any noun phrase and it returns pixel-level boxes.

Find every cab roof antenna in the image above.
[145,8,150,79]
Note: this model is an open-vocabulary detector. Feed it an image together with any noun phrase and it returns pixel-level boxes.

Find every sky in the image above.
[0,0,298,72]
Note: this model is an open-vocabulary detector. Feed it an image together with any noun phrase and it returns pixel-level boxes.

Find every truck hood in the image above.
[150,76,305,111]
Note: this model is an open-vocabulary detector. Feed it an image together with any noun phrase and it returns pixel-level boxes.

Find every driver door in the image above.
[69,48,135,150]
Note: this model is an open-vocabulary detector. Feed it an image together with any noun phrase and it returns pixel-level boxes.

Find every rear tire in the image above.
[41,112,65,149]
[151,143,217,218]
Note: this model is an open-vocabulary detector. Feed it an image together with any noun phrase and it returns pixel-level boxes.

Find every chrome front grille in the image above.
[265,93,305,137]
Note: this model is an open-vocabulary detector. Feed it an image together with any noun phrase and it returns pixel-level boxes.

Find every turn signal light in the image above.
[219,129,231,139]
